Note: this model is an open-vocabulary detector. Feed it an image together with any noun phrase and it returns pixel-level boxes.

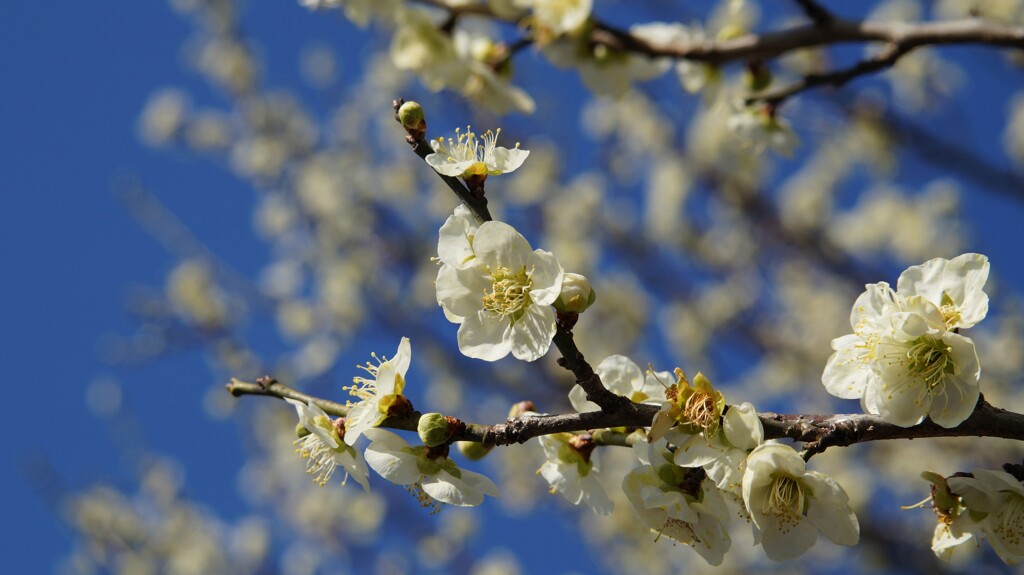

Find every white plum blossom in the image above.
[285,398,370,490]
[299,0,400,27]
[537,433,613,515]
[948,469,1024,564]
[896,253,990,330]
[568,355,668,413]
[436,218,564,361]
[667,402,763,493]
[742,443,859,561]
[363,429,500,510]
[823,281,981,428]
[623,440,731,565]
[425,126,529,180]
[727,105,798,157]
[343,337,412,445]
[515,0,592,36]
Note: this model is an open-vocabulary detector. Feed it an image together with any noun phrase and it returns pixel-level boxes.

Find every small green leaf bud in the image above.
[554,273,596,313]
[457,440,493,461]
[418,412,453,447]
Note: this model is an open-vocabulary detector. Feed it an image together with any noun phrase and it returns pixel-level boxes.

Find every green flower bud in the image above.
[418,412,453,447]
[398,101,425,130]
[554,273,596,313]
[457,440,494,461]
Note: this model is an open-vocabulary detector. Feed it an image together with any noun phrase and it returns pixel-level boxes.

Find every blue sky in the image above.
[4,1,1024,573]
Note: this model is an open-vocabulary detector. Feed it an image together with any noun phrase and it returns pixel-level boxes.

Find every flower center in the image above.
[763,474,804,527]
[482,266,532,319]
[684,391,717,430]
[903,336,956,390]
[992,493,1024,548]
[294,434,337,486]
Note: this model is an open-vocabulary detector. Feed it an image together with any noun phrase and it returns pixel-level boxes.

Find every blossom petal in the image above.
[422,473,483,506]
[438,208,478,269]
[458,310,513,361]
[525,249,563,306]
[723,402,763,450]
[490,146,529,174]
[757,514,818,561]
[472,221,531,271]
[927,332,980,428]
[822,335,873,400]
[568,384,599,413]
[803,471,859,546]
[363,429,420,485]
[390,337,412,380]
[459,468,501,498]
[596,355,644,397]
[509,305,556,362]
[436,264,490,319]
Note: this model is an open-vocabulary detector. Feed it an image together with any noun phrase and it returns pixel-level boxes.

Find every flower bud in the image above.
[457,440,493,461]
[418,412,453,447]
[554,273,596,313]
[397,101,426,141]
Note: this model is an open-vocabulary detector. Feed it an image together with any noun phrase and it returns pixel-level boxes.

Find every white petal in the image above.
[757,514,819,561]
[723,402,763,450]
[422,472,483,506]
[472,221,531,271]
[458,468,501,498]
[509,305,556,362]
[425,154,474,177]
[438,211,478,269]
[490,146,529,174]
[391,337,412,379]
[803,471,859,546]
[871,370,929,427]
[822,335,873,400]
[596,355,644,397]
[436,265,489,319]
[458,310,513,361]
[927,332,980,428]
[364,434,420,485]
[568,384,599,413]
[525,249,563,306]
[670,431,727,467]
[339,450,371,491]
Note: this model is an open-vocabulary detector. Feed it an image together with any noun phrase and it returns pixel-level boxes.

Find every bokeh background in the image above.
[5,0,1024,573]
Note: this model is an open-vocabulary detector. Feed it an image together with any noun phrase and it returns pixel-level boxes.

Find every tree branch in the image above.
[792,0,834,27]
[228,379,1024,454]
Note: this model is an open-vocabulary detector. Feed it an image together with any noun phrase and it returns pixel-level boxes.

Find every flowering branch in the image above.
[227,378,1024,452]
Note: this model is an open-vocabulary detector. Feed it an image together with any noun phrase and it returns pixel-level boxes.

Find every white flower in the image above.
[727,106,798,157]
[822,282,981,428]
[623,441,731,565]
[742,444,859,561]
[425,126,529,179]
[343,337,412,445]
[363,429,499,509]
[515,0,592,36]
[948,469,1024,564]
[568,355,668,413]
[285,398,370,490]
[541,25,670,99]
[436,219,563,361]
[299,0,400,27]
[896,253,990,330]
[931,509,980,562]
[537,433,613,515]
[668,402,763,493]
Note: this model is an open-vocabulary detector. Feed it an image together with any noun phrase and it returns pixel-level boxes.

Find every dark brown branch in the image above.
[793,0,835,27]
[751,42,912,108]
[228,379,1024,454]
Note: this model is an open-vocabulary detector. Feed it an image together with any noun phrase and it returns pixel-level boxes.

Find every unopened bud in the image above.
[457,440,494,461]
[508,400,537,418]
[418,412,453,447]
[397,101,426,141]
[554,273,596,313]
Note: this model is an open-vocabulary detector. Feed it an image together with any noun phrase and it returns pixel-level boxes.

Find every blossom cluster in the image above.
[822,253,989,428]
